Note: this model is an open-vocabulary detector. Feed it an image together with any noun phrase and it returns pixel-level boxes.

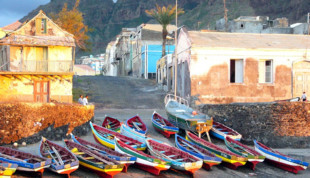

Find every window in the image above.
[41,18,47,34]
[259,60,273,83]
[230,59,244,83]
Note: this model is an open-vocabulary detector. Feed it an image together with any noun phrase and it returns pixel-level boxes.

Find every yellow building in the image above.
[0,10,75,103]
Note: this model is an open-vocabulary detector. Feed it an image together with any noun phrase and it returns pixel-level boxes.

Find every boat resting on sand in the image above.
[102,116,121,132]
[224,136,265,170]
[115,138,171,175]
[0,146,51,174]
[254,140,308,174]
[39,137,79,176]
[64,139,124,178]
[152,112,179,138]
[210,121,242,141]
[90,122,146,150]
[146,138,203,174]
[175,134,222,170]
[71,134,136,172]
[126,115,148,135]
[164,94,213,138]
[186,131,247,169]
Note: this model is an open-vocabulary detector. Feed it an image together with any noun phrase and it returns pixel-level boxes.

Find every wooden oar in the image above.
[52,146,64,165]
[181,140,204,155]
[83,150,113,165]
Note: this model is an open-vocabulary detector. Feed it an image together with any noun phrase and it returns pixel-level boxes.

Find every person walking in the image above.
[83,95,89,105]
[301,92,307,102]
[78,95,84,104]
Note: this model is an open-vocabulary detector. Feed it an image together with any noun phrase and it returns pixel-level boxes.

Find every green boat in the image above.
[164,94,212,135]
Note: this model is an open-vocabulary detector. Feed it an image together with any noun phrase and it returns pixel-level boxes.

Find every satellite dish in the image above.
[0,29,6,39]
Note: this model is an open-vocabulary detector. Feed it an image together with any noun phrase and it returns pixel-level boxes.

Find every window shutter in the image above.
[258,60,265,83]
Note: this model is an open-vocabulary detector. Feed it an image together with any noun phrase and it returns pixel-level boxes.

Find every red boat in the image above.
[126,115,148,135]
[152,112,179,138]
[102,116,121,132]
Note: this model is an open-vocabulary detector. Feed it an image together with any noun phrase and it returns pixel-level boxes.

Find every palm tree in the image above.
[146,4,184,57]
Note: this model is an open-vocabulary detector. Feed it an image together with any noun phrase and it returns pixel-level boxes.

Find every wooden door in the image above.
[293,61,310,98]
[34,81,50,102]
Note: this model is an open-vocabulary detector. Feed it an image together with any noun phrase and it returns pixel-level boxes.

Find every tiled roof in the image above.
[1,21,22,31]
[188,31,310,49]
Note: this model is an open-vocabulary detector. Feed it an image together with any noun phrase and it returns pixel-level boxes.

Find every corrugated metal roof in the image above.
[188,31,310,49]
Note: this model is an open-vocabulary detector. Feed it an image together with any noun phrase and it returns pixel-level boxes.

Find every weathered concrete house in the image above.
[176,28,310,104]
[130,24,176,79]
[0,10,75,103]
[104,41,118,76]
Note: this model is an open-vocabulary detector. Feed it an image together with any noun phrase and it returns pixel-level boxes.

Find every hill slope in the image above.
[21,0,310,57]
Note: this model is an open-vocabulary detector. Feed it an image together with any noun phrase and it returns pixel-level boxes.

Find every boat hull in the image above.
[79,160,123,178]
[254,141,308,174]
[115,139,170,175]
[91,122,146,151]
[0,163,18,176]
[186,132,246,170]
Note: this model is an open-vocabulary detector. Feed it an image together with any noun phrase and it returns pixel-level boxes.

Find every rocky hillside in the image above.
[21,0,310,56]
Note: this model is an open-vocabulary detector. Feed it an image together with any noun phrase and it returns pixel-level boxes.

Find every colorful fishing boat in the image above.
[115,138,171,175]
[71,134,136,172]
[254,140,309,173]
[90,122,146,150]
[175,134,222,170]
[0,146,51,174]
[120,124,147,145]
[186,131,247,169]
[102,116,121,132]
[152,112,179,138]
[39,137,79,176]
[126,115,148,135]
[0,162,18,176]
[210,121,242,141]
[164,94,213,138]
[225,136,265,170]
[64,139,124,178]
[146,138,203,174]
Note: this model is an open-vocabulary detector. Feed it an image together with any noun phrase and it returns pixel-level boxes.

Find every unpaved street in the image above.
[15,76,310,177]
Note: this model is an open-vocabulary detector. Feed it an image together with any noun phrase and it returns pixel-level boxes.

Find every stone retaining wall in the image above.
[0,102,94,145]
[200,102,310,148]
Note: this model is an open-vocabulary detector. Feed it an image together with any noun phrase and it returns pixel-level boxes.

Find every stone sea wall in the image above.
[200,102,310,148]
[0,102,94,145]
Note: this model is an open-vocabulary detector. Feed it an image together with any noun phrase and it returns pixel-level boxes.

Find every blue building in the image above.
[141,45,175,79]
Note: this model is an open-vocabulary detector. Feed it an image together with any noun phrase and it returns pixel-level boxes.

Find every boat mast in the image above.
[174,0,178,99]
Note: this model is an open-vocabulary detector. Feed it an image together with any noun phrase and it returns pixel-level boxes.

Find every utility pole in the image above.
[174,0,178,99]
[223,0,228,32]
[307,13,310,35]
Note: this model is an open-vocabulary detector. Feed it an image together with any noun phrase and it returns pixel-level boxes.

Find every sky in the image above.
[0,0,50,27]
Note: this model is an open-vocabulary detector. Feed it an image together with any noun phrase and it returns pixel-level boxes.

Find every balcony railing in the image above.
[7,60,73,73]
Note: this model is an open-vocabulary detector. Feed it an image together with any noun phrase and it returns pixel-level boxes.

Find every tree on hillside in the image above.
[50,0,90,50]
[146,4,184,57]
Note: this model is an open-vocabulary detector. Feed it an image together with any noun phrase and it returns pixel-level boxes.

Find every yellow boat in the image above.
[0,163,18,176]
[90,122,146,150]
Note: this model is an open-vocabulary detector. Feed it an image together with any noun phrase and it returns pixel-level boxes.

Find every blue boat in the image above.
[210,121,242,141]
[254,140,309,174]
[70,134,136,172]
[175,134,222,170]
[0,146,51,174]
[120,124,147,145]
[152,112,179,138]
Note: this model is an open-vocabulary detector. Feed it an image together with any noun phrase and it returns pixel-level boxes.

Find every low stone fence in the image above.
[200,102,310,148]
[0,102,94,145]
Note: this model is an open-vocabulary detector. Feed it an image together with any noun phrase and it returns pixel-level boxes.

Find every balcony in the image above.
[1,60,73,73]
